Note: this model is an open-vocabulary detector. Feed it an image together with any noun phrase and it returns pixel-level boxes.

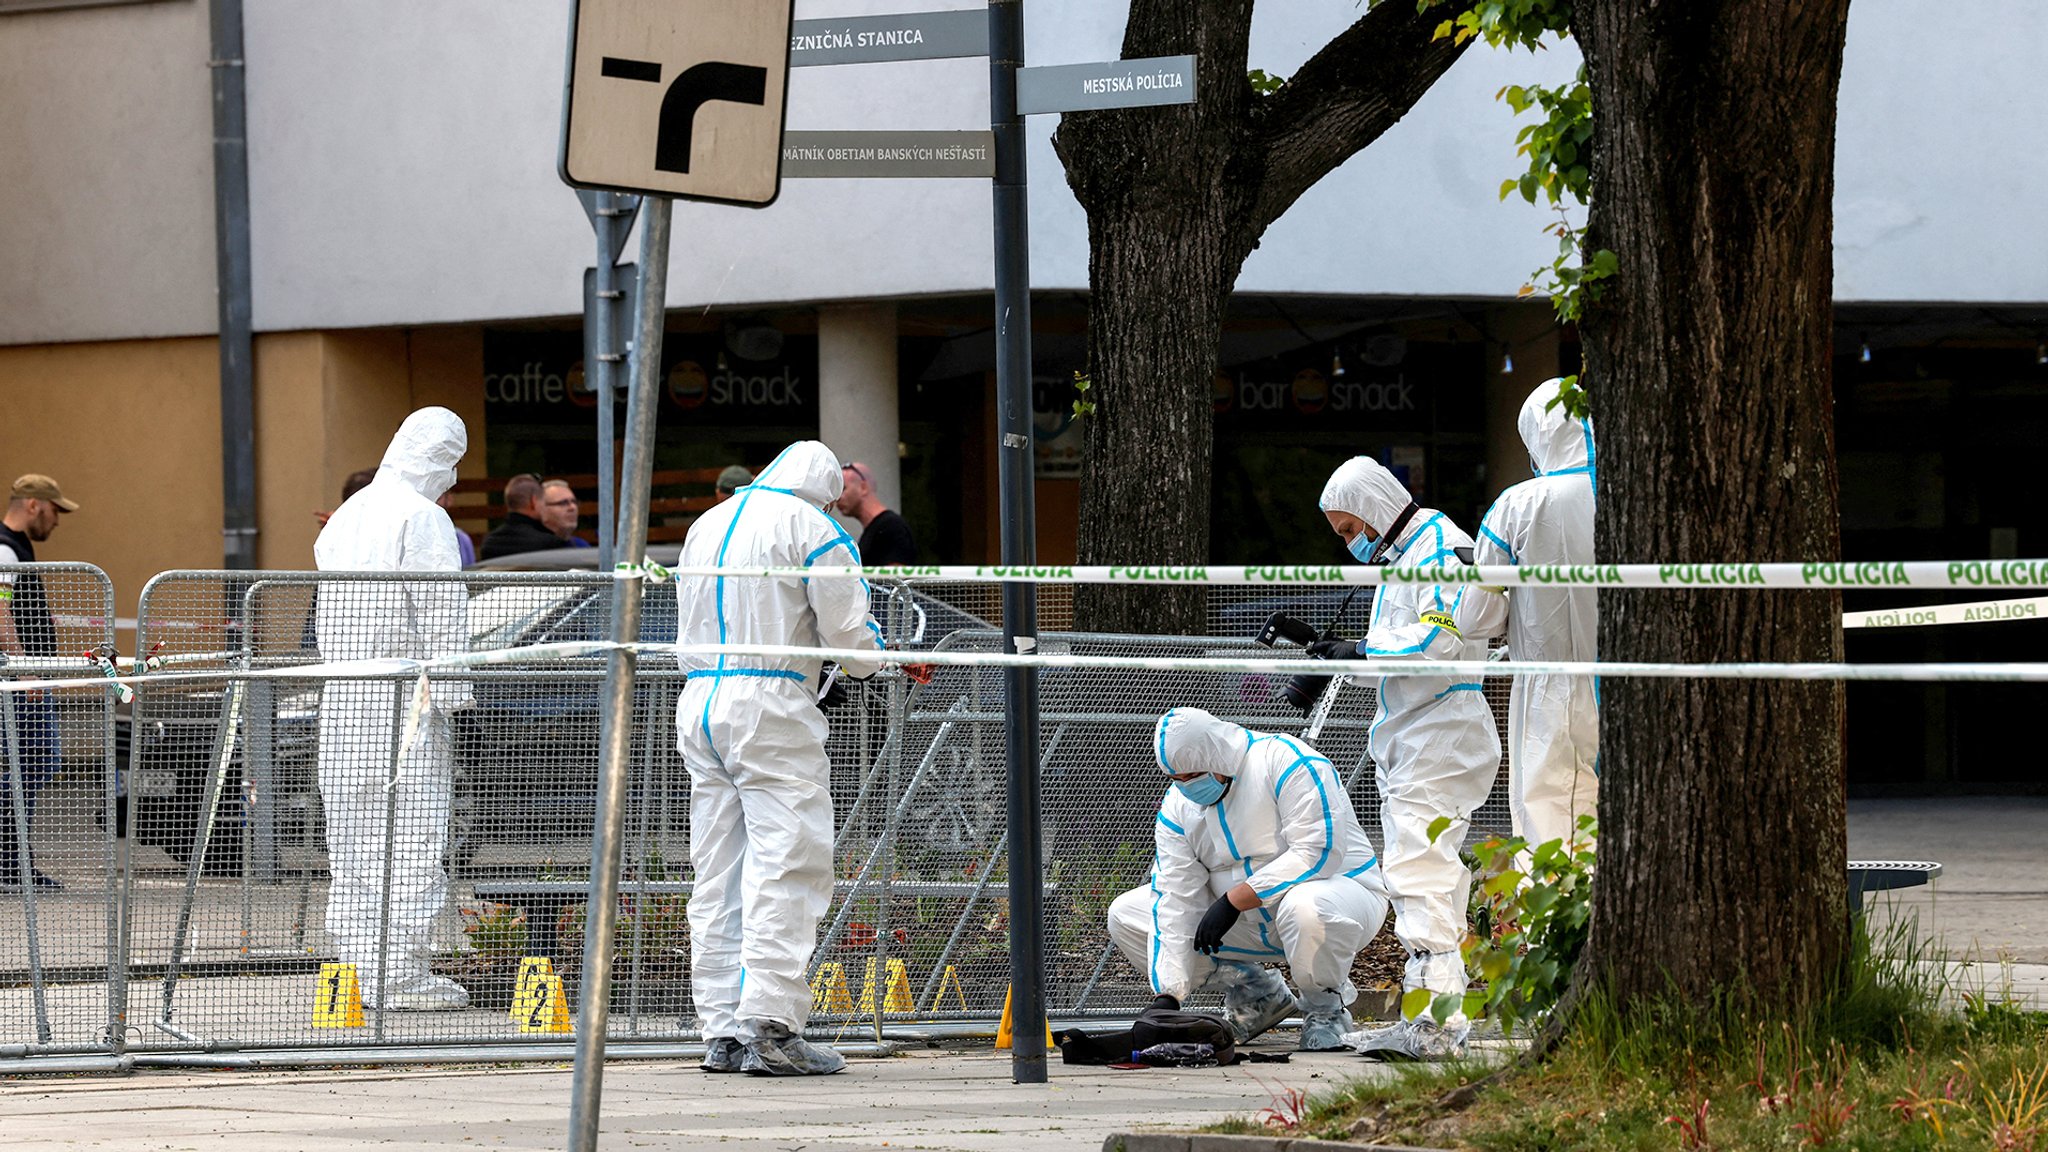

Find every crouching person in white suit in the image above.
[1107,708,1390,1051]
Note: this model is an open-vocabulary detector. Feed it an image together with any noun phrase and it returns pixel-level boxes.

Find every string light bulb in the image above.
[1859,339,1872,363]
[1501,350,1514,374]
[1331,351,1346,378]
[2037,342,2046,366]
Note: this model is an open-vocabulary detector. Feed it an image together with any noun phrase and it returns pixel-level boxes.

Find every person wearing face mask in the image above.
[674,440,890,1076]
[314,407,475,1010]
[1313,456,1507,1060]
[1105,708,1390,1052]
[1476,382,1598,854]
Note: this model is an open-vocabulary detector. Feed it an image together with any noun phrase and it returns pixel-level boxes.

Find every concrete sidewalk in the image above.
[0,1048,1386,1151]
[1850,796,2048,1009]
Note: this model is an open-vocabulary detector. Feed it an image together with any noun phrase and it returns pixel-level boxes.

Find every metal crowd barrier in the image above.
[2,569,1518,1069]
[0,562,118,1059]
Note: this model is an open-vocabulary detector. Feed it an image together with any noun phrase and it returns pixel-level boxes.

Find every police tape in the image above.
[1843,595,2048,629]
[614,558,2048,591]
[8,640,2048,693]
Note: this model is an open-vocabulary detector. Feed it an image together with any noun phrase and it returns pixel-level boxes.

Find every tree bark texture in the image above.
[1053,0,1465,633]
[1577,0,1853,1015]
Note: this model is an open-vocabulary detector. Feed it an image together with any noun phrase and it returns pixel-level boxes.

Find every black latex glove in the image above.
[818,666,850,709]
[1192,895,1243,955]
[1306,637,1359,662]
[1146,994,1181,1014]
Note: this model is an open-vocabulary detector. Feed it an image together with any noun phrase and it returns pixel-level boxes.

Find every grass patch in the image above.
[1217,920,2048,1149]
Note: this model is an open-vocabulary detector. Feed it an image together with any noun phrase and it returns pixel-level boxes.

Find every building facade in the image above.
[2,0,2044,787]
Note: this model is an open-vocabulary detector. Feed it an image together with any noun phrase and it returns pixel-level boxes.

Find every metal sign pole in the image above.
[566,195,671,1152]
[593,200,620,570]
[987,0,1047,1086]
[582,190,640,570]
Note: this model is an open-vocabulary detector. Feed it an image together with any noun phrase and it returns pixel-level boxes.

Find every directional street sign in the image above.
[789,9,988,68]
[560,0,795,207]
[781,131,994,178]
[1015,54,1198,116]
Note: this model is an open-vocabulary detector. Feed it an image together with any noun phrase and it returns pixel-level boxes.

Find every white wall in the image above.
[1832,0,2048,303]
[0,0,217,345]
[4,0,2041,346]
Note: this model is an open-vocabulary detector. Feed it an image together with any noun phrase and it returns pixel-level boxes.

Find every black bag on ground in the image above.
[1056,1008,1237,1066]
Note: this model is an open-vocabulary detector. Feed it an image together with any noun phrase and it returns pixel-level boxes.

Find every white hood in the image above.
[377,407,468,502]
[1519,380,1593,476]
[1318,456,1414,535]
[1154,707,1250,778]
[749,439,844,508]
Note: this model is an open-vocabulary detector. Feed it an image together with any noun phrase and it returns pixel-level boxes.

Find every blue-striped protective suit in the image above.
[1320,457,1507,1000]
[674,440,885,1041]
[1108,708,1389,1009]
[1476,383,1598,852]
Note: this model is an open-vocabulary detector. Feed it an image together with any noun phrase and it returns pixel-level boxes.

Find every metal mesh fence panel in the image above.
[0,562,117,1054]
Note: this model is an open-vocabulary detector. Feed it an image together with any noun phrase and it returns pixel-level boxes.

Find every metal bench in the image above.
[1847,859,1942,915]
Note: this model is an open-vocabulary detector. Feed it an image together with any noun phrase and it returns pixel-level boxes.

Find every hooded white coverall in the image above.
[1476,384,1598,851]
[314,407,474,1005]
[1319,457,1506,999]
[1108,709,1389,1014]
[675,441,886,1040]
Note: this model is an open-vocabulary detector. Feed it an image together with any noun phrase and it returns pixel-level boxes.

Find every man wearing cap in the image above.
[714,465,753,503]
[0,475,79,891]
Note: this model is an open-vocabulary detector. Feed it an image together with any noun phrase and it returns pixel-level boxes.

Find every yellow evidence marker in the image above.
[811,962,854,1013]
[511,956,557,1022]
[312,962,365,1028]
[994,985,1053,1050]
[520,974,573,1034]
[928,964,968,1012]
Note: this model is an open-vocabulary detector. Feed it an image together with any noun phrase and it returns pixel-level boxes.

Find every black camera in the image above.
[1254,611,1338,716]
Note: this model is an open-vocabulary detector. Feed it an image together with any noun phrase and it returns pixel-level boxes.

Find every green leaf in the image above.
[1401,988,1434,1020]
[1426,815,1454,844]
[1430,992,1459,1024]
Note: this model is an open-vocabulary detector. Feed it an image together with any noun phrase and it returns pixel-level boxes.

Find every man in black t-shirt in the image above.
[836,462,916,565]
[1,474,77,891]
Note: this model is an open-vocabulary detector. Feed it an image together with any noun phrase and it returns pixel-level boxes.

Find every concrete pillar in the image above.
[1482,302,1565,510]
[818,302,902,514]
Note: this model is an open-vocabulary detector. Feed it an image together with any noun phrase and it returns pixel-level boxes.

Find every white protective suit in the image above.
[675,441,886,1042]
[1319,457,1507,1000]
[314,407,474,1008]
[1108,709,1389,1027]
[1476,384,1599,851]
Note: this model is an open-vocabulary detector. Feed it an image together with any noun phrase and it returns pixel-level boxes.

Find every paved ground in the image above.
[0,1047,1389,1151]
[0,796,2040,1150]
[1849,796,2048,1008]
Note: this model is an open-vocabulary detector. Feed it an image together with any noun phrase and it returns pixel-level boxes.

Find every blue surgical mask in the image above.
[1174,775,1230,806]
[1346,530,1378,564]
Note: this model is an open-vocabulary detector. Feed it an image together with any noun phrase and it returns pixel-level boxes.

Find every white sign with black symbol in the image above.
[1014,54,1197,116]
[559,0,795,206]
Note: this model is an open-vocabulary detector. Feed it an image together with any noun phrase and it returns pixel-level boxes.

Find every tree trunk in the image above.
[1577,0,1853,1015]
[1052,0,1466,634]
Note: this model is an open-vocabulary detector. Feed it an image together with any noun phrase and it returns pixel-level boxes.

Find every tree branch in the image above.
[1248,1,1471,232]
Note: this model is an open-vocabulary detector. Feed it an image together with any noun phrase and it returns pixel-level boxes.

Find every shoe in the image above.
[371,973,470,1012]
[701,1037,744,1073]
[1339,1019,1402,1049]
[1296,989,1355,1052]
[737,1019,846,1076]
[1218,962,1297,1044]
[1355,1015,1469,1062]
